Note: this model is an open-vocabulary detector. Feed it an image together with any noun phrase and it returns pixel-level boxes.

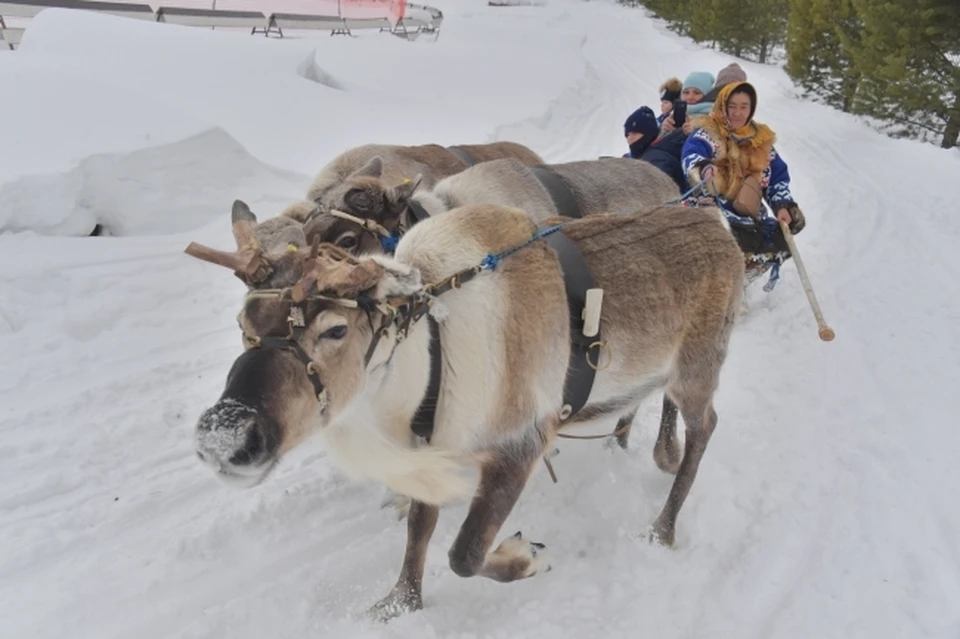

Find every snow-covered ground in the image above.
[1,1,958,638]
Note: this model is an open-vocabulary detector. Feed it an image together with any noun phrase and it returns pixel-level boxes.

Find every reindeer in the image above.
[277,141,545,224]
[297,156,682,258]
[295,155,685,465]
[186,196,745,620]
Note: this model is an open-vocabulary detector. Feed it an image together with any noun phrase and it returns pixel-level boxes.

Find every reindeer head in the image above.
[307,156,423,256]
[186,201,424,489]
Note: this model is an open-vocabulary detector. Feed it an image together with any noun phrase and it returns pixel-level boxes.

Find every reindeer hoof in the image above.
[366,585,422,623]
[646,518,676,548]
[493,531,552,577]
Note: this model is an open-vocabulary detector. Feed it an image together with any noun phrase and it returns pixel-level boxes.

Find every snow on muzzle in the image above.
[194,343,320,489]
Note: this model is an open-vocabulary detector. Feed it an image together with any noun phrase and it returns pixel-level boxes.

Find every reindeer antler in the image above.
[290,240,384,302]
[185,200,269,281]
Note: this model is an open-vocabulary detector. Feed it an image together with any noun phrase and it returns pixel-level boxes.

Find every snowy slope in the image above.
[1,2,958,638]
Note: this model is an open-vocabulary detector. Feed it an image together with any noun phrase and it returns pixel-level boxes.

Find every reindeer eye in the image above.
[319,325,348,340]
[336,234,358,250]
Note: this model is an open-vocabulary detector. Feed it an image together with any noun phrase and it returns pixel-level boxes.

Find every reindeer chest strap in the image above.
[397,221,598,441]
[409,316,442,442]
[532,166,582,219]
[544,228,599,419]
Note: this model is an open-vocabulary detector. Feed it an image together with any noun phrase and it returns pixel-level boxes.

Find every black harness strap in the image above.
[447,145,478,168]
[410,316,442,441]
[251,304,326,402]
[532,166,582,219]
[406,198,431,227]
[543,228,598,418]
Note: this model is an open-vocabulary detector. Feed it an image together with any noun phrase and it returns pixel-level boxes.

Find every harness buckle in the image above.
[585,340,611,372]
[288,306,306,328]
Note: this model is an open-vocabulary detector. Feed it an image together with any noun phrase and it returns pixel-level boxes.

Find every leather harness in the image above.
[251,164,599,443]
[404,164,597,441]
[531,165,581,220]
[446,145,479,168]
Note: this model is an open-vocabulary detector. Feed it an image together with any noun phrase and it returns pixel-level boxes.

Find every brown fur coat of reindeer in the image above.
[278,141,545,225]
[186,198,744,621]
[293,156,682,259]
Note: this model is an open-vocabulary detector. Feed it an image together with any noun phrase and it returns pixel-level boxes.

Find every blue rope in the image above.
[380,233,400,253]
[665,181,704,205]
[479,222,569,271]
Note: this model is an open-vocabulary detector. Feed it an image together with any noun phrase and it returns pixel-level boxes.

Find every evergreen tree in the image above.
[651,0,698,36]
[786,0,862,112]
[689,0,788,62]
[754,0,790,63]
[849,0,960,147]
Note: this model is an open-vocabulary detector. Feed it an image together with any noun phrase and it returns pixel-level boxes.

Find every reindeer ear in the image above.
[391,173,423,203]
[349,156,383,180]
[279,199,320,223]
[232,199,258,224]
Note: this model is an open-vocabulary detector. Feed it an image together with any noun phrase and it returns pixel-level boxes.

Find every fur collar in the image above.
[698,82,777,201]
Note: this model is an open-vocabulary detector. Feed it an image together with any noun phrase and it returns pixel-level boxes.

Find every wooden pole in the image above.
[779,220,835,342]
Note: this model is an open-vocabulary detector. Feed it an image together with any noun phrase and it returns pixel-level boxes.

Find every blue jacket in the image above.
[680,127,796,226]
[622,130,690,193]
[640,130,689,192]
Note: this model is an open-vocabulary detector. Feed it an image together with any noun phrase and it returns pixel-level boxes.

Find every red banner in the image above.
[338,0,406,21]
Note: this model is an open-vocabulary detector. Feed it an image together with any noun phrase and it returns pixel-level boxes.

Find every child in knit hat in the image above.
[657,77,683,125]
[622,105,661,159]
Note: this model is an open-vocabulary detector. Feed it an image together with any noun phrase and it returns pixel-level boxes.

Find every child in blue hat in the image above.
[622,106,660,159]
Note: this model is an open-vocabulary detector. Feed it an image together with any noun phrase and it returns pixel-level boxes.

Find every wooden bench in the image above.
[155,6,268,32]
[1,25,24,48]
[0,0,153,20]
[340,16,391,34]
[390,5,442,40]
[263,12,350,38]
[388,16,425,39]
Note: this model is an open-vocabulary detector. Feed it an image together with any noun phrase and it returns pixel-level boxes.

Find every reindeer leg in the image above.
[649,333,729,546]
[652,394,682,473]
[447,433,550,583]
[367,499,439,622]
[649,392,716,547]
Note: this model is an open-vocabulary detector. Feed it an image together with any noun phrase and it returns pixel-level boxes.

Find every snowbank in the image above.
[0,128,311,236]
[0,55,210,188]
[13,7,587,174]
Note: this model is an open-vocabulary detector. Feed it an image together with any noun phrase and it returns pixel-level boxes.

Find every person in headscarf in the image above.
[681,80,806,287]
[687,62,748,117]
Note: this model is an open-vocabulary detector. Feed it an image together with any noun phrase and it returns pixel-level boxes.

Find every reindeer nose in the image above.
[195,402,269,469]
[228,423,264,466]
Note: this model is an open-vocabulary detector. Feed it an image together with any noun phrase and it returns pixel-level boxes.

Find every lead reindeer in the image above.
[186,198,744,621]
[295,154,685,464]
